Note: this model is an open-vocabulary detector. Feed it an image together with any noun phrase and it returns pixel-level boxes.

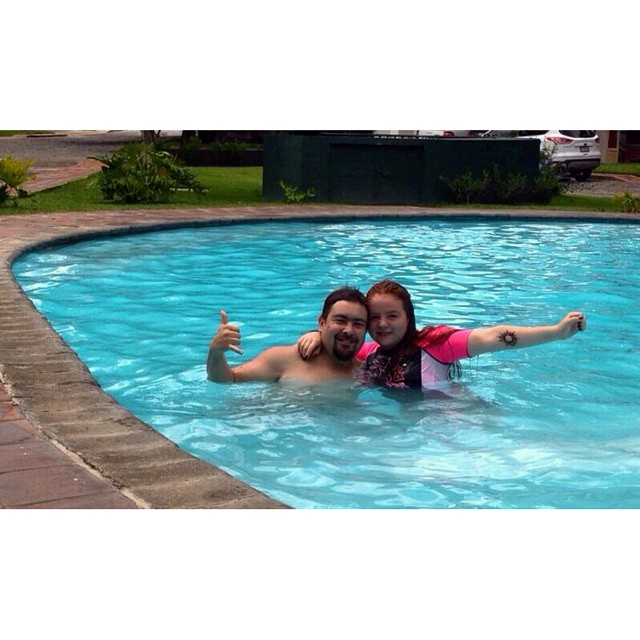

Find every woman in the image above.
[298,279,586,390]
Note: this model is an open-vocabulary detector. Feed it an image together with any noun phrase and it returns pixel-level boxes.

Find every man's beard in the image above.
[332,335,357,362]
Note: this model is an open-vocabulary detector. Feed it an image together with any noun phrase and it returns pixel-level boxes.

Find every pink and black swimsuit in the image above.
[356,327,472,390]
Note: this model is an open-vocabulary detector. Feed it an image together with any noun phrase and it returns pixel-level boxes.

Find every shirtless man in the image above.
[206,286,368,384]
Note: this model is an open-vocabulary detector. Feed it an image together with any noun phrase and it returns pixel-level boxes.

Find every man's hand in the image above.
[209,309,243,354]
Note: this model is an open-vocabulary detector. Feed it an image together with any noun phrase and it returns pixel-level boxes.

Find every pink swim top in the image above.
[356,327,472,389]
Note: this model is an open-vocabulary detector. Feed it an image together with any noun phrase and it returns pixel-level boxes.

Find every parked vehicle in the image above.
[374,130,486,137]
[448,130,488,136]
[618,130,640,163]
[417,130,455,136]
[418,130,488,136]
[479,130,601,181]
[374,130,456,137]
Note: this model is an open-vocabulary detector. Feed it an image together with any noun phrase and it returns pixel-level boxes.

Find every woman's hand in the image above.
[555,311,587,338]
[297,330,322,360]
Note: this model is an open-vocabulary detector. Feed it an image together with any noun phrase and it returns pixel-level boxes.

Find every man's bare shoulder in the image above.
[249,343,302,372]
[261,343,323,380]
[258,343,299,361]
[230,343,299,382]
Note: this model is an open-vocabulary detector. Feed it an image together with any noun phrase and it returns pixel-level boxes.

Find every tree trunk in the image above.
[141,130,158,145]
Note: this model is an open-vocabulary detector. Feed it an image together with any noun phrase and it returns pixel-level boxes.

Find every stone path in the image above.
[0,383,139,508]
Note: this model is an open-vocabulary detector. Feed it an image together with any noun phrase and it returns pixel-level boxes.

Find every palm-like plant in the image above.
[0,155,35,198]
[92,143,205,203]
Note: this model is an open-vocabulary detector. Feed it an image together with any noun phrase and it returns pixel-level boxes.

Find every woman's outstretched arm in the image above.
[466,311,586,357]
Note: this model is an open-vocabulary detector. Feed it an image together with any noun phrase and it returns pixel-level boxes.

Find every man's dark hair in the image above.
[320,286,367,319]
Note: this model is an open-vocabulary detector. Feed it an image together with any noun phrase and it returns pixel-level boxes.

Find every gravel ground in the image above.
[567,173,640,196]
[0,130,179,169]
[2,130,639,196]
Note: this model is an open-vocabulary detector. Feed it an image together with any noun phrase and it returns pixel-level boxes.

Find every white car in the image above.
[480,130,601,181]
[374,130,484,137]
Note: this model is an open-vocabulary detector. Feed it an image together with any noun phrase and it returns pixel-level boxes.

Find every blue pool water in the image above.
[12,218,640,508]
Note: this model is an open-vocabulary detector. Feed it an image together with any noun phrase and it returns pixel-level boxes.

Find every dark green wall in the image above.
[263,134,540,204]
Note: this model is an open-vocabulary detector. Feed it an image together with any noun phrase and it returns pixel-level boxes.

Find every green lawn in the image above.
[2,166,266,213]
[540,192,631,212]
[0,130,52,137]
[433,193,637,214]
[596,162,640,175]
[2,164,639,215]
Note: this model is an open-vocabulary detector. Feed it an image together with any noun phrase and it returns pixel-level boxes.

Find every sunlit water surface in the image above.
[12,218,640,508]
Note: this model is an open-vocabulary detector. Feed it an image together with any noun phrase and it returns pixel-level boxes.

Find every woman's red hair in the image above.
[365,279,458,351]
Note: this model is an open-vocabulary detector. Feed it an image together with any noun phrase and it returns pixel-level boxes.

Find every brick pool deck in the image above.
[2,165,639,508]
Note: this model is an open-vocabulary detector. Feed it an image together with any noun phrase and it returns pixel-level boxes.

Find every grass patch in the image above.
[546,192,628,212]
[428,193,636,213]
[2,164,639,216]
[0,130,52,137]
[596,163,640,175]
[2,166,265,213]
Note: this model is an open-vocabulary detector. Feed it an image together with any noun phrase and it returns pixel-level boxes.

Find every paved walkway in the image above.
[24,157,104,192]
[0,383,139,508]
[1,151,144,507]
[1,133,639,509]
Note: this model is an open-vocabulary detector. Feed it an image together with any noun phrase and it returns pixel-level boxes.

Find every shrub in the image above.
[91,143,205,204]
[442,150,567,205]
[613,192,640,213]
[279,181,316,204]
[530,147,566,202]
[443,166,534,204]
[441,170,486,204]
[0,155,35,201]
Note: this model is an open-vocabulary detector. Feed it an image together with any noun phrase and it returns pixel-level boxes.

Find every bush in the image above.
[0,155,35,203]
[91,143,205,204]
[442,149,567,205]
[613,192,640,213]
[443,166,537,204]
[531,148,566,202]
[279,181,316,203]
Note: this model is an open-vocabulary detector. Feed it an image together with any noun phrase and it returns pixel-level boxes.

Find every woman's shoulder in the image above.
[356,341,380,359]
[416,326,472,360]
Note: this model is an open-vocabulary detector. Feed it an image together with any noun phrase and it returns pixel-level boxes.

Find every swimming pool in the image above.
[12,218,640,508]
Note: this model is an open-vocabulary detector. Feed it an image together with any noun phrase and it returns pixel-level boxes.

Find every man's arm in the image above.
[222,345,291,383]
[206,309,289,384]
[467,311,586,357]
[206,309,242,382]
[206,345,289,383]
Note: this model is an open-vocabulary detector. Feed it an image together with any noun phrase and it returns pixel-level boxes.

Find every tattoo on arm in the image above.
[498,330,518,347]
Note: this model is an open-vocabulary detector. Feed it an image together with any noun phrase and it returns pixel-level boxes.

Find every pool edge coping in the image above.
[2,204,639,509]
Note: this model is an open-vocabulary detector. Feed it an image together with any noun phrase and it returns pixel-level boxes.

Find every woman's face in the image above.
[367,293,409,350]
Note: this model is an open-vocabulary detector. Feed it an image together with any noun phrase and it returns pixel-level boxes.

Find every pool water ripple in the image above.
[12,219,640,508]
